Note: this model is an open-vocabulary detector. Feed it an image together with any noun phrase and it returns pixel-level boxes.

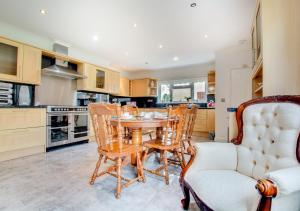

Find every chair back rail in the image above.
[89,103,123,148]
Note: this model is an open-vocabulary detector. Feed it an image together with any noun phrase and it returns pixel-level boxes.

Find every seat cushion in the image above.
[185,170,261,211]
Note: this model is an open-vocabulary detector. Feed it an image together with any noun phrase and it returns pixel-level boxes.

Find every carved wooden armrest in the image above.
[180,146,196,183]
[256,179,278,211]
[256,179,278,197]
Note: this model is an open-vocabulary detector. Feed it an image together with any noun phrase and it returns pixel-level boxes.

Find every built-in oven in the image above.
[46,106,89,150]
[72,112,88,142]
[47,112,71,148]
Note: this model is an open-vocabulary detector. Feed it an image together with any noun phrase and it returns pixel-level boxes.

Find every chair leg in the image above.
[90,154,103,185]
[181,181,190,210]
[136,152,145,182]
[162,150,169,185]
[115,157,122,199]
[175,149,185,169]
[179,145,186,167]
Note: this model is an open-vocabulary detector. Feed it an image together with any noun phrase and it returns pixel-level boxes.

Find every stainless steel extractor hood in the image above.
[42,43,86,80]
[42,61,86,79]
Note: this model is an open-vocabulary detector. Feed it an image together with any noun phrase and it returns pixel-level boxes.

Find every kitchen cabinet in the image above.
[0,37,42,85]
[0,108,46,162]
[251,0,263,98]
[77,63,107,93]
[119,77,130,96]
[106,70,120,94]
[22,45,42,85]
[193,109,215,137]
[130,78,157,97]
[0,37,23,82]
[77,63,120,95]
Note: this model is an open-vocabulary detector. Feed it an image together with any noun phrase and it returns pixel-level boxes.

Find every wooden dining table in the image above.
[111,118,170,165]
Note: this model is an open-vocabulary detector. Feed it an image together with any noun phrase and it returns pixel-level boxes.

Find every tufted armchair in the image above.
[180,96,300,211]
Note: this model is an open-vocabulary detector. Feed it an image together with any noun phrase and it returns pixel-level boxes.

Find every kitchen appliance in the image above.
[0,82,13,106]
[15,84,34,106]
[41,43,85,80]
[77,92,109,106]
[46,106,88,149]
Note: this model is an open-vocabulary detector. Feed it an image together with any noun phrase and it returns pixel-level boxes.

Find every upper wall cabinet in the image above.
[106,70,120,95]
[77,63,106,93]
[0,37,42,85]
[0,37,23,82]
[130,78,157,97]
[22,45,42,85]
[119,77,130,96]
[77,63,120,94]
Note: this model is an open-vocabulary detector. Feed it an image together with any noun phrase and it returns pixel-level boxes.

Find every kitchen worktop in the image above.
[142,107,215,109]
[0,105,47,109]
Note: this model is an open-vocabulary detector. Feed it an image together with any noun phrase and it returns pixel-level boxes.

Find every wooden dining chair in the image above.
[167,104,197,166]
[182,104,198,151]
[121,105,154,140]
[89,103,144,199]
[142,105,188,185]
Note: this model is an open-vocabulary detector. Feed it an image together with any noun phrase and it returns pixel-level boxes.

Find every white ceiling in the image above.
[0,0,255,71]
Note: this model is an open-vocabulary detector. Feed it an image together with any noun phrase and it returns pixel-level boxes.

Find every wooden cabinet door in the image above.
[120,77,130,96]
[193,109,207,132]
[206,109,215,132]
[112,71,120,94]
[130,79,149,97]
[0,127,46,153]
[22,45,41,85]
[0,37,23,82]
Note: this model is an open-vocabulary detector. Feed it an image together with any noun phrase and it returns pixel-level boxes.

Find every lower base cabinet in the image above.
[0,108,46,162]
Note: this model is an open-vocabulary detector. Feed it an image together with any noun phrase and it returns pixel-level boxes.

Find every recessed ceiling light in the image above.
[133,23,137,28]
[204,34,208,39]
[190,3,197,7]
[158,44,163,49]
[93,35,99,41]
[173,56,179,61]
[40,9,47,15]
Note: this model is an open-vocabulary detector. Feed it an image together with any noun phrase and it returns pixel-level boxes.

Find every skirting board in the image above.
[0,145,45,162]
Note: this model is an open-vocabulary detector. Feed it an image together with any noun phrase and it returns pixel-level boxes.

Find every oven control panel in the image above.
[47,106,88,113]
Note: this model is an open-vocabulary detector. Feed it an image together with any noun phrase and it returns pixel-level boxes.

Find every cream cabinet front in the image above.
[0,37,23,82]
[22,45,42,85]
[106,70,120,95]
[0,108,46,162]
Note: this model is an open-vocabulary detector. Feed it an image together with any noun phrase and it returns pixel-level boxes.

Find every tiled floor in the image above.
[0,141,202,211]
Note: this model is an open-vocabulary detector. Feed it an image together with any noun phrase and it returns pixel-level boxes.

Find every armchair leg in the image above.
[181,181,190,210]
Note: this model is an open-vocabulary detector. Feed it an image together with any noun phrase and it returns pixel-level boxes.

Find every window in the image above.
[160,83,171,102]
[158,78,207,103]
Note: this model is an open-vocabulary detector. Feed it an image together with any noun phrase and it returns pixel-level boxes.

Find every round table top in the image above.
[110,118,170,128]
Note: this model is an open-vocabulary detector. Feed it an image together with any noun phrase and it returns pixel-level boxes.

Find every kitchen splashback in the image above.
[35,75,77,106]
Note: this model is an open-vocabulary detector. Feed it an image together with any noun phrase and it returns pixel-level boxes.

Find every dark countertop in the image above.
[0,105,47,109]
[140,107,215,109]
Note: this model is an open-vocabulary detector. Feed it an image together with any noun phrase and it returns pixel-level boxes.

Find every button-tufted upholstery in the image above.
[181,96,300,211]
[237,103,300,179]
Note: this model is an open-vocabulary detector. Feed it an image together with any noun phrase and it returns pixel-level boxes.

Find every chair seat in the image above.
[185,170,261,211]
[99,141,141,156]
[144,139,180,150]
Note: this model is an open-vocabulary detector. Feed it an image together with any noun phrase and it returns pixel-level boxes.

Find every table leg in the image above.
[131,128,143,166]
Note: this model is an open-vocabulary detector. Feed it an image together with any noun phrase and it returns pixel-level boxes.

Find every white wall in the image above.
[0,21,114,71]
[126,62,214,81]
[215,41,252,141]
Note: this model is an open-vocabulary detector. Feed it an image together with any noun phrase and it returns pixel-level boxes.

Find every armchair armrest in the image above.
[265,166,300,195]
[180,142,237,180]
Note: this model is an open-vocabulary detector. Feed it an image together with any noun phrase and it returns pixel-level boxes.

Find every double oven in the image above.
[46,106,89,149]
